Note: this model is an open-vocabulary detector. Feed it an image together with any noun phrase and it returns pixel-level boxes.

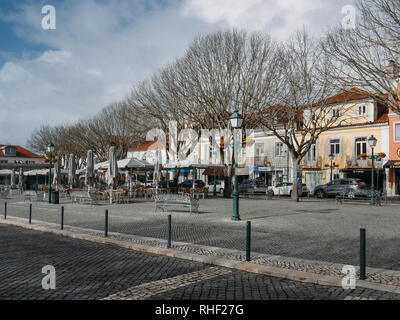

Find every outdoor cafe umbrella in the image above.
[53,158,61,190]
[18,168,23,189]
[108,146,118,204]
[10,169,15,186]
[68,154,76,187]
[86,150,95,187]
[154,149,162,193]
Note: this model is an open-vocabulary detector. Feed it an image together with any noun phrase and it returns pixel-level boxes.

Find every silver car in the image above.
[206,180,225,194]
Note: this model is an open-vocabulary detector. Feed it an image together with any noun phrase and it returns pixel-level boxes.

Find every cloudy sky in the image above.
[0,0,354,147]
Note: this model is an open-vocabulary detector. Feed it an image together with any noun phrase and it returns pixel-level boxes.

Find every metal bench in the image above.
[71,191,99,204]
[0,189,9,199]
[336,189,382,206]
[23,190,44,202]
[153,194,199,214]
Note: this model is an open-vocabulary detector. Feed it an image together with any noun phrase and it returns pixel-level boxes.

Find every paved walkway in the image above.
[1,224,399,300]
[3,195,400,271]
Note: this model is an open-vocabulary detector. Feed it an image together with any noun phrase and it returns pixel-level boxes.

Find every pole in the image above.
[370,148,375,205]
[246,221,251,261]
[105,209,108,238]
[4,201,6,219]
[29,203,32,224]
[213,168,217,197]
[167,214,172,248]
[232,130,240,221]
[48,153,52,203]
[61,206,64,230]
[360,228,366,280]
[330,160,333,182]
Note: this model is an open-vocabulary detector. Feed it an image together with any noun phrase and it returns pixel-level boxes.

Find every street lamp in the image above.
[229,110,244,221]
[47,143,55,203]
[328,154,334,182]
[211,119,217,197]
[368,135,377,205]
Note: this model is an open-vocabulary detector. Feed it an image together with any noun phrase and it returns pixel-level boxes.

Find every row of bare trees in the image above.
[28,0,399,200]
[27,101,146,167]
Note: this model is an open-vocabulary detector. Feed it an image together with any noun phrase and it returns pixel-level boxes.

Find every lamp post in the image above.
[229,110,244,221]
[47,143,55,203]
[368,135,377,205]
[212,119,217,197]
[328,154,334,182]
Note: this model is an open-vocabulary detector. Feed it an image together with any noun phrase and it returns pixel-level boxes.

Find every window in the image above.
[355,137,367,159]
[357,105,367,116]
[332,109,340,119]
[329,139,340,155]
[255,143,264,157]
[395,123,400,142]
[275,142,284,156]
[307,144,316,161]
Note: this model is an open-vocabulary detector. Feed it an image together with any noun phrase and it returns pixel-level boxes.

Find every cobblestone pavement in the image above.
[4,195,400,272]
[1,224,400,300]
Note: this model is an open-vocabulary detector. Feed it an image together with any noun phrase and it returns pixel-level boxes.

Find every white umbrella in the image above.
[86,150,95,187]
[108,146,118,203]
[53,158,61,188]
[68,154,76,187]
[10,169,15,187]
[18,168,23,189]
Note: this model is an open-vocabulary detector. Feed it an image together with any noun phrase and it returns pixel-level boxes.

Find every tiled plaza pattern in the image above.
[1,224,400,300]
[3,195,400,287]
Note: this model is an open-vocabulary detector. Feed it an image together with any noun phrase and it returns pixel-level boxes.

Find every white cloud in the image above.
[0,62,32,82]
[181,0,350,38]
[0,0,352,147]
[38,50,72,65]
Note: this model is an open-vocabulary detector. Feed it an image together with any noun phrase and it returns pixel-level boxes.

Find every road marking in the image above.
[102,266,232,300]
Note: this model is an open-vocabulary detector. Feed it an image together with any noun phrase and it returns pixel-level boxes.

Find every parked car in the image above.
[267,182,309,197]
[238,179,267,194]
[120,180,142,188]
[313,178,370,198]
[157,180,178,188]
[178,180,206,189]
[205,180,225,194]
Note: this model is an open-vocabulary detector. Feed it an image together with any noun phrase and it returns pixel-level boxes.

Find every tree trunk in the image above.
[290,152,300,202]
[223,164,233,198]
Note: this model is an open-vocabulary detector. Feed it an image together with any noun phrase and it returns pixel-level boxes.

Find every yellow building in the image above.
[300,89,389,193]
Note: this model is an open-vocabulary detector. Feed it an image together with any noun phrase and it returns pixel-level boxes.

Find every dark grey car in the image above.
[238,179,267,194]
[313,178,370,198]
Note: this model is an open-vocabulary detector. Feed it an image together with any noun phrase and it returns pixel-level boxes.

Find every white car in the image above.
[206,180,225,194]
[267,182,309,197]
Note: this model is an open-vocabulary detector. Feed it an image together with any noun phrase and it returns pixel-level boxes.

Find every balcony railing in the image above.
[346,157,384,168]
[302,156,321,168]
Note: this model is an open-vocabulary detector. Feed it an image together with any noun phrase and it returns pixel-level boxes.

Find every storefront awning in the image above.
[384,160,400,169]
[202,168,225,176]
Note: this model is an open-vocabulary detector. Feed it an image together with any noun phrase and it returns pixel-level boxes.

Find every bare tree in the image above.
[128,29,278,196]
[323,0,400,112]
[253,30,358,201]
[27,102,144,167]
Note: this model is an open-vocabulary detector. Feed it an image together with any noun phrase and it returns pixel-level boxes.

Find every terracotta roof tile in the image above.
[128,140,164,152]
[0,145,43,159]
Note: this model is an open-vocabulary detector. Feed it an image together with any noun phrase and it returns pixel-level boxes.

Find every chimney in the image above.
[387,60,399,79]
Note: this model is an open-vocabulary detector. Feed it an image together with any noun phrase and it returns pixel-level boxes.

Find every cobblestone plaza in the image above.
[3,195,400,270]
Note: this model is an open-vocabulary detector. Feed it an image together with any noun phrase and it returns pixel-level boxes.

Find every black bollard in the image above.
[29,204,32,224]
[105,209,109,238]
[246,221,251,262]
[360,228,366,280]
[61,206,64,230]
[167,215,171,248]
[4,201,6,219]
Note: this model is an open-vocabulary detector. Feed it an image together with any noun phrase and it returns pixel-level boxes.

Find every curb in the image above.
[1,217,400,294]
